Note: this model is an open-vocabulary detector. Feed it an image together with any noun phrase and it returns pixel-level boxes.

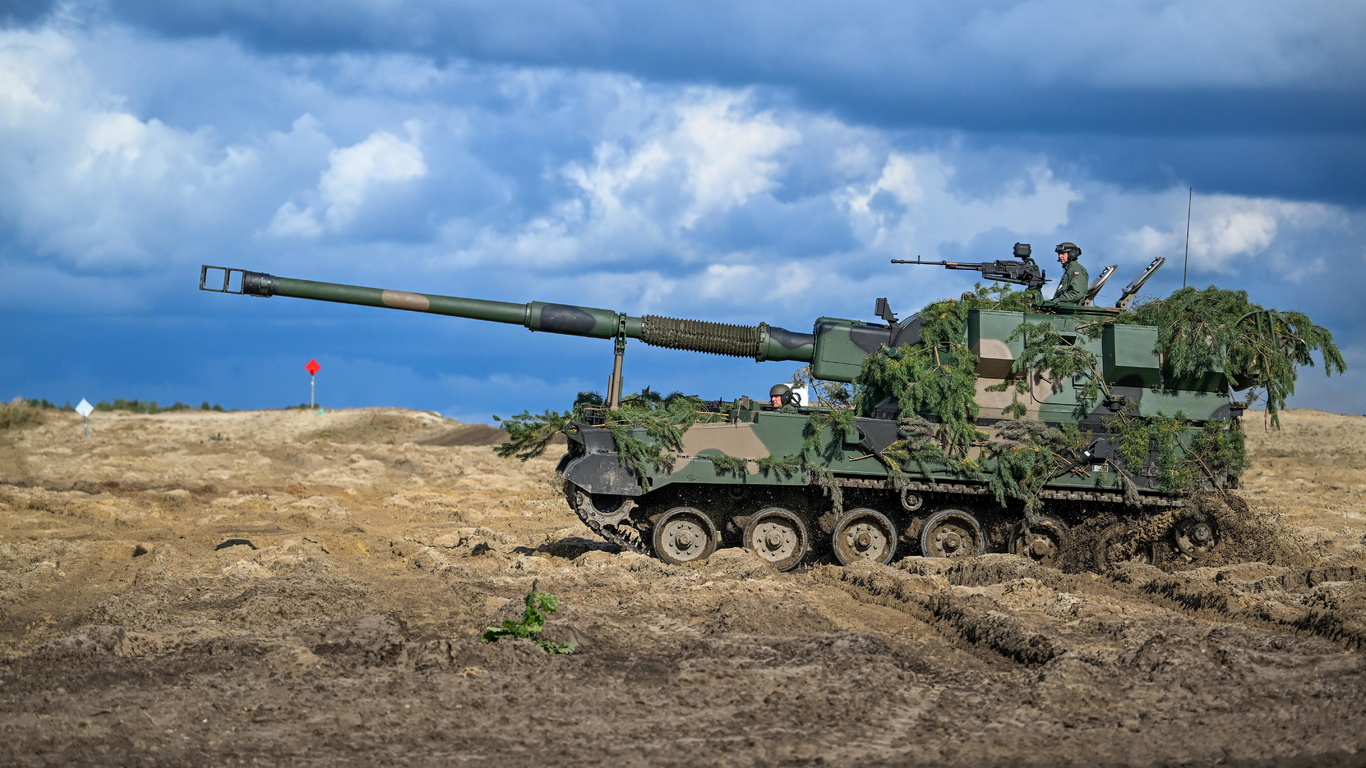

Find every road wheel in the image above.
[1008,516,1068,567]
[919,509,985,558]
[743,507,810,572]
[1173,515,1220,559]
[1094,523,1154,571]
[651,506,717,565]
[832,508,898,566]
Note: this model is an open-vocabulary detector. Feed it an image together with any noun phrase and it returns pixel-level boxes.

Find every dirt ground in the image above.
[2,406,1364,767]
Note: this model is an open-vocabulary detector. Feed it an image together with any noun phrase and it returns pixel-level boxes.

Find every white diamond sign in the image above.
[76,398,94,417]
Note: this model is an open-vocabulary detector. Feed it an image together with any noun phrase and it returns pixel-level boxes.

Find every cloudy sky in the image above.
[2,0,1364,424]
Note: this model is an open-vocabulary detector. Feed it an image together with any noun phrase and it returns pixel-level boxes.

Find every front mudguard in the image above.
[560,425,644,497]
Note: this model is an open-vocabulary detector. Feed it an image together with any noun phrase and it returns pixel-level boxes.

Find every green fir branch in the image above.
[757,453,804,479]
[705,453,750,477]
[494,389,725,478]
[1124,287,1345,427]
[983,420,1079,517]
[1006,320,1109,417]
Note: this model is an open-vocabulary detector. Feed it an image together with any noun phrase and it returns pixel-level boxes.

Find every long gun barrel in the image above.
[200,266,817,364]
[892,243,1048,291]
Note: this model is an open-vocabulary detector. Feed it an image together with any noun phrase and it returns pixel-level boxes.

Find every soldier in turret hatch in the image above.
[1049,242,1089,304]
[768,384,799,412]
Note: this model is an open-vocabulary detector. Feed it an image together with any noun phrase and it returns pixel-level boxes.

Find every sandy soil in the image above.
[2,407,1364,767]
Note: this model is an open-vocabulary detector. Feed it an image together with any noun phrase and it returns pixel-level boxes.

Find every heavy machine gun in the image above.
[892,242,1048,291]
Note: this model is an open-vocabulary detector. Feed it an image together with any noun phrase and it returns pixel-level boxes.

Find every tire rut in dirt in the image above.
[820,554,1366,671]
[816,559,1074,667]
[1133,562,1366,651]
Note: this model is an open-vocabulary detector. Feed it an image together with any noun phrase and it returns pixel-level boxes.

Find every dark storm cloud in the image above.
[962,130,1366,206]
[1,0,58,26]
[97,2,1366,103]
[93,0,1366,205]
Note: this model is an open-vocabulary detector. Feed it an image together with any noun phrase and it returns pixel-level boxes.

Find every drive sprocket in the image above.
[565,484,649,555]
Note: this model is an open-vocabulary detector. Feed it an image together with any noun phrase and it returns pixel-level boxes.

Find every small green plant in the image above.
[482,580,576,654]
[208,432,228,442]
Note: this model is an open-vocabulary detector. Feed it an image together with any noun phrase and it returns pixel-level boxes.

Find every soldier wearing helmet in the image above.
[1049,242,1089,304]
[768,384,800,411]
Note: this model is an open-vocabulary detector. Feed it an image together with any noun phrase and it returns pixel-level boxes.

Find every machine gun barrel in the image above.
[892,252,1048,291]
[199,266,816,363]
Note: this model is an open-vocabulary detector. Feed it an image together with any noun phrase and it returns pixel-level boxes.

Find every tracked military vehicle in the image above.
[201,246,1322,572]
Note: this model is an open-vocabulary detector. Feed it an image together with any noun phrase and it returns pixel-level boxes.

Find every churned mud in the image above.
[1,407,1364,766]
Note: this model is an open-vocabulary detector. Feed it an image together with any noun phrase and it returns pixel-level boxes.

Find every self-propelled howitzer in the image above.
[200,258,1247,574]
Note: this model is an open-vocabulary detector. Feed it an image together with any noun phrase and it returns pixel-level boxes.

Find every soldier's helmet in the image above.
[769,383,793,405]
[1055,242,1082,259]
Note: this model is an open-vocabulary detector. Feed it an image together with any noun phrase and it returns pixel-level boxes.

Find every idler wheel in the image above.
[742,507,810,572]
[832,508,898,566]
[919,509,986,559]
[1008,516,1068,567]
[651,507,717,565]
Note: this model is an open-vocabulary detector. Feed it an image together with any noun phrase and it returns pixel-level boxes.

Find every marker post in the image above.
[76,398,94,437]
[305,359,321,409]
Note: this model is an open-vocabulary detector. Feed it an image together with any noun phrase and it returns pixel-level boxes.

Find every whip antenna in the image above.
[1183,187,1192,288]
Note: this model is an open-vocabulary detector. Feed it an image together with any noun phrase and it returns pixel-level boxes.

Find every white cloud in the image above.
[697,262,813,304]
[0,28,264,272]
[73,112,152,174]
[1193,203,1279,271]
[268,120,427,238]
[1111,192,1348,277]
[838,152,1080,258]
[566,89,798,228]
[0,29,73,126]
[673,94,800,226]
[450,88,799,269]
